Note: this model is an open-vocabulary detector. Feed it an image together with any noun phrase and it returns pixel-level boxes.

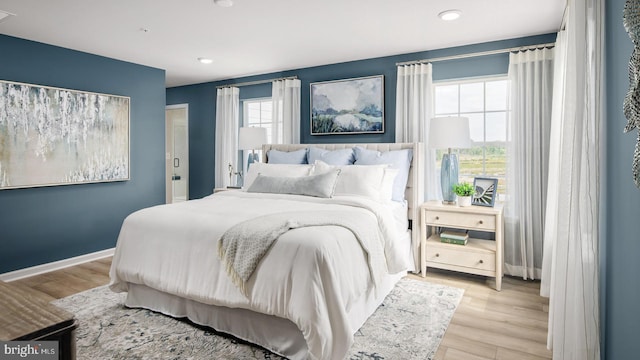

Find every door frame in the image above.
[165,104,189,203]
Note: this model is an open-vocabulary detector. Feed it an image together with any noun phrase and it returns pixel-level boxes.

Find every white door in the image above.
[166,105,189,203]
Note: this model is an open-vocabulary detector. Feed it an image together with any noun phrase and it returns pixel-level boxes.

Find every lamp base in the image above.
[247,148,262,168]
[441,152,459,204]
[247,153,256,170]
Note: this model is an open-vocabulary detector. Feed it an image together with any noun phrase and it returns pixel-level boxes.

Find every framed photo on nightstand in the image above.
[472,177,498,207]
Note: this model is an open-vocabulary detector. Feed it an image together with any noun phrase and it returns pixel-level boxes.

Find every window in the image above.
[240,98,272,178]
[433,77,508,194]
[243,98,273,142]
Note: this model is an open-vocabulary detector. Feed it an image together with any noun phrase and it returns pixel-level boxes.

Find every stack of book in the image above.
[439,230,469,245]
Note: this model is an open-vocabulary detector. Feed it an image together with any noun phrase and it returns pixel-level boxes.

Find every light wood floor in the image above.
[11,258,551,360]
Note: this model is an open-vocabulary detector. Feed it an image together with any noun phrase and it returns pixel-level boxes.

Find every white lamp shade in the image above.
[428,116,472,149]
[238,127,267,150]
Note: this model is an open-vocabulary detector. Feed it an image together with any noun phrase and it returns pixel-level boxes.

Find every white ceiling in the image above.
[0,0,565,88]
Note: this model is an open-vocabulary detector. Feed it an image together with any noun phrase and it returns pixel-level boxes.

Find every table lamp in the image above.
[428,116,471,204]
[238,126,268,169]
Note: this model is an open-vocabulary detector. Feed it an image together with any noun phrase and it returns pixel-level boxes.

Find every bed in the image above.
[109,142,424,360]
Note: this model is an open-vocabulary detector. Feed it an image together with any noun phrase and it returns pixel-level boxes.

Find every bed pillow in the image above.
[313,160,389,201]
[243,163,313,189]
[380,168,399,202]
[267,148,308,164]
[247,169,340,198]
[307,147,355,165]
[354,147,413,202]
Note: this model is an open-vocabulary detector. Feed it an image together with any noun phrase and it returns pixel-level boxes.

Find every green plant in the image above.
[452,181,475,196]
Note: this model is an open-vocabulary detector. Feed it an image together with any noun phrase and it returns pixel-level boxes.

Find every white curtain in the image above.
[214,87,240,188]
[395,63,439,201]
[272,79,301,144]
[505,48,554,280]
[541,29,568,297]
[540,0,603,358]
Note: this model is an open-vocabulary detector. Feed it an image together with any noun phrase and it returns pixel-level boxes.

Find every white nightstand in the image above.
[213,186,242,193]
[420,201,504,291]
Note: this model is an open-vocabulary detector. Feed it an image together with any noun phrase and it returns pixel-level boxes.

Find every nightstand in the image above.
[420,201,504,291]
[213,186,241,193]
[0,281,77,360]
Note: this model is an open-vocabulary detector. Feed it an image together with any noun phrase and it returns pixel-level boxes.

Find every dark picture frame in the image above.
[472,177,498,207]
[310,75,384,135]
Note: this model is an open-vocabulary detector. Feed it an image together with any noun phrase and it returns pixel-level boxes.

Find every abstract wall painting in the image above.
[0,80,130,190]
[310,75,384,135]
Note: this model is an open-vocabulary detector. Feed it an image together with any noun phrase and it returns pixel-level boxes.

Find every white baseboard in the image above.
[0,248,115,282]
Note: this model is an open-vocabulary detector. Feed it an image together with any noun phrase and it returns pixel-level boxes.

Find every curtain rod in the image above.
[395,42,556,67]
[216,76,298,89]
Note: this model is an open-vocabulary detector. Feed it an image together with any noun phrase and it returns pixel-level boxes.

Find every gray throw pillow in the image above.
[247,169,341,198]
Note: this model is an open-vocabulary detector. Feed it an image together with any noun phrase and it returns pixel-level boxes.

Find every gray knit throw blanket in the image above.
[218,210,386,296]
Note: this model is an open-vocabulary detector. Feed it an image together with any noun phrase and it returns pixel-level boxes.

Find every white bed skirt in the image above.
[124,270,406,360]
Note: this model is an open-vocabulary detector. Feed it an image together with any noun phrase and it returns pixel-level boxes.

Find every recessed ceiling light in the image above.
[213,0,234,7]
[438,9,461,21]
[0,9,16,23]
[198,57,213,64]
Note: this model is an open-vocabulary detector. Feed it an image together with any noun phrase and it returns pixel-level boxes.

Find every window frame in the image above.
[240,97,272,180]
[432,75,509,193]
[242,97,273,134]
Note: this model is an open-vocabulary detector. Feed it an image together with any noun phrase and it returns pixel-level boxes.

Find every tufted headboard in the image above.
[262,142,424,269]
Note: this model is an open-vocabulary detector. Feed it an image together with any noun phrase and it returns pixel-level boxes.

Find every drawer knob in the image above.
[479,259,484,264]
[435,253,440,257]
[435,216,440,220]
[478,220,484,224]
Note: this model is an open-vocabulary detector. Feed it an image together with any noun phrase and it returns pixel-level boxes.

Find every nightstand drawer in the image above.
[425,245,496,271]
[425,210,496,231]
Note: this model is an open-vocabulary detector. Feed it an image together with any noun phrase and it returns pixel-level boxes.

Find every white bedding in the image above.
[109,191,410,360]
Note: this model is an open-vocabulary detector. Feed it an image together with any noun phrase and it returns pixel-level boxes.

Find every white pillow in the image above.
[313,160,389,201]
[243,163,313,189]
[354,147,413,202]
[380,168,399,202]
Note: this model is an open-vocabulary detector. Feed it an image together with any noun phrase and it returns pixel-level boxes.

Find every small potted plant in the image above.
[452,182,475,207]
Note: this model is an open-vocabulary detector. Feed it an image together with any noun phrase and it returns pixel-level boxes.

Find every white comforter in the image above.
[109,191,409,360]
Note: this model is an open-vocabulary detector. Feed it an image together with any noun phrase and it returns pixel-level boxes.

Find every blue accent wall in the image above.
[167,33,556,199]
[0,35,166,274]
[605,0,640,358]
[165,83,215,200]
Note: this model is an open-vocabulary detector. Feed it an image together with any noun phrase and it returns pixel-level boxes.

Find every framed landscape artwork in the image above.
[310,75,384,135]
[0,80,130,190]
[473,177,498,207]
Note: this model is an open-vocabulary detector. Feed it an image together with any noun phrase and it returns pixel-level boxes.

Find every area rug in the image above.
[52,278,463,360]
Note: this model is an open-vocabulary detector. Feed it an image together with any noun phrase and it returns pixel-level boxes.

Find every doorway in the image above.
[166,104,189,203]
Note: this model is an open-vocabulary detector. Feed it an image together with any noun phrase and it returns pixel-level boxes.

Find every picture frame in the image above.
[472,177,498,207]
[310,75,384,135]
[0,79,130,190]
